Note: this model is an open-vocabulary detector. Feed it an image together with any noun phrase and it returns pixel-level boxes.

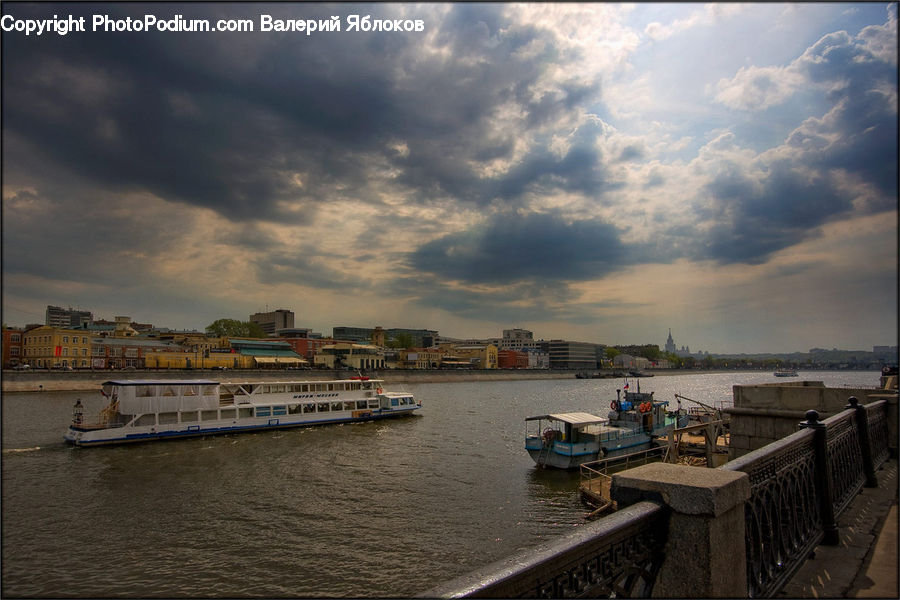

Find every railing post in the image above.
[798,410,839,545]
[610,462,750,597]
[846,396,878,488]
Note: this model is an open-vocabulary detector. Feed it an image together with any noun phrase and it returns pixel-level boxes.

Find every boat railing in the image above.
[580,445,668,486]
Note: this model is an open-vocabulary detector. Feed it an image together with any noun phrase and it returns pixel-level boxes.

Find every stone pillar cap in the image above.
[611,463,750,516]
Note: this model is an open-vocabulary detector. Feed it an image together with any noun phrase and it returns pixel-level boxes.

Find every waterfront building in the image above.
[277,335,335,361]
[543,340,600,370]
[314,342,385,370]
[500,328,536,351]
[23,325,93,369]
[45,305,93,328]
[2,327,25,368]
[613,353,651,370]
[92,337,186,369]
[228,338,306,368]
[498,349,528,369]
[445,344,498,369]
[249,309,295,335]
[398,347,444,369]
[526,349,551,369]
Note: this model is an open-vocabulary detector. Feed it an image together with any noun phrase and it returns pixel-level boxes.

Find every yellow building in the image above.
[143,351,254,370]
[314,343,385,370]
[398,348,444,369]
[448,344,498,369]
[22,326,93,368]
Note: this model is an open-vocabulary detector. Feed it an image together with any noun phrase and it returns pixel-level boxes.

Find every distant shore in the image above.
[1,367,878,393]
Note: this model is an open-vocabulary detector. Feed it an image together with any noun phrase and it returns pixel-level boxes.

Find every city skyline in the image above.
[2,3,897,354]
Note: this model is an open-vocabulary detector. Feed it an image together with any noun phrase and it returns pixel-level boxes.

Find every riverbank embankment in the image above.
[0,368,758,393]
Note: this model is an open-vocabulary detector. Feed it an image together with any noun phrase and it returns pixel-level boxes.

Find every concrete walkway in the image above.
[779,458,898,598]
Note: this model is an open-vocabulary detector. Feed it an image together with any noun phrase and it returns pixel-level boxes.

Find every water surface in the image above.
[1,371,879,597]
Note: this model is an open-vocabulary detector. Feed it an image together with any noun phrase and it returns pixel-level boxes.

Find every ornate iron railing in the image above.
[721,398,891,598]
[721,427,820,597]
[419,500,669,598]
[866,400,890,468]
[823,410,865,515]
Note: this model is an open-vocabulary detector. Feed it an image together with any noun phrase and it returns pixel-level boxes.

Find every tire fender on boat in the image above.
[610,401,619,411]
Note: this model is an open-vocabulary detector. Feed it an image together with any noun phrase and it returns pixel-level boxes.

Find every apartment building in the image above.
[544,340,600,370]
[249,309,295,335]
[23,325,93,368]
[3,327,25,368]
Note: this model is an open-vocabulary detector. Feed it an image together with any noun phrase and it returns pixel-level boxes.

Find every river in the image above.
[1,371,881,597]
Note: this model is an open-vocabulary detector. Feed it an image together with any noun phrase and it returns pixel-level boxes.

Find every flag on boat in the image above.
[624,382,629,390]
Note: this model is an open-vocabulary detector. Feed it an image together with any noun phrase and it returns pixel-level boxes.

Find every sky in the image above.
[2,2,897,354]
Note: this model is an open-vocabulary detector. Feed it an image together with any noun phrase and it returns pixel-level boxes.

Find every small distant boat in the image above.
[65,378,419,447]
[525,382,688,469]
[774,368,798,377]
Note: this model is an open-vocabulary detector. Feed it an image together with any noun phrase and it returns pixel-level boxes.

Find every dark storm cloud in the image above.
[408,211,639,285]
[3,3,605,226]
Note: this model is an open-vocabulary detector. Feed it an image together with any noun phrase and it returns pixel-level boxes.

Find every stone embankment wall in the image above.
[1,368,581,393]
[726,380,898,458]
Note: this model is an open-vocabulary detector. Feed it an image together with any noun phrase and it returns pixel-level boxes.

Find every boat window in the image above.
[343,401,355,411]
[202,385,217,396]
[159,412,178,424]
[350,382,360,391]
[238,408,253,419]
[256,407,271,417]
[183,386,198,396]
[201,410,218,421]
[313,383,325,392]
[300,384,309,393]
[289,404,301,414]
[136,386,156,398]
[302,403,316,414]
[356,400,368,410]
[391,399,399,407]
[161,386,177,397]
[331,402,342,411]
[262,385,271,394]
[220,409,236,419]
[180,411,199,423]
[135,414,156,426]
[273,406,287,416]
[367,400,379,409]
[327,383,335,391]
[317,402,329,412]
[271,385,285,393]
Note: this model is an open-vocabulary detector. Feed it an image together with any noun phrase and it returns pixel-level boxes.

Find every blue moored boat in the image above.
[525,382,688,469]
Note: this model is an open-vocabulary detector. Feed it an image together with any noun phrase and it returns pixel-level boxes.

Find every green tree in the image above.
[206,319,266,338]
[606,347,621,360]
[387,332,415,349]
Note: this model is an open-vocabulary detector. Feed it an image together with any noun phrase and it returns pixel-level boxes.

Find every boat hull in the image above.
[526,434,658,469]
[65,407,419,447]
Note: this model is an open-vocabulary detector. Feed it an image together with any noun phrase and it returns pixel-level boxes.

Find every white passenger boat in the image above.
[774,368,799,377]
[524,384,688,469]
[65,378,419,447]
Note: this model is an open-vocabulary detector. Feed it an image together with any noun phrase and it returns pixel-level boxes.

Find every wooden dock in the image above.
[578,420,731,519]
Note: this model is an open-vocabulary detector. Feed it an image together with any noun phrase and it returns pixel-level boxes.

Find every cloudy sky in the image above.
[2,3,897,353]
